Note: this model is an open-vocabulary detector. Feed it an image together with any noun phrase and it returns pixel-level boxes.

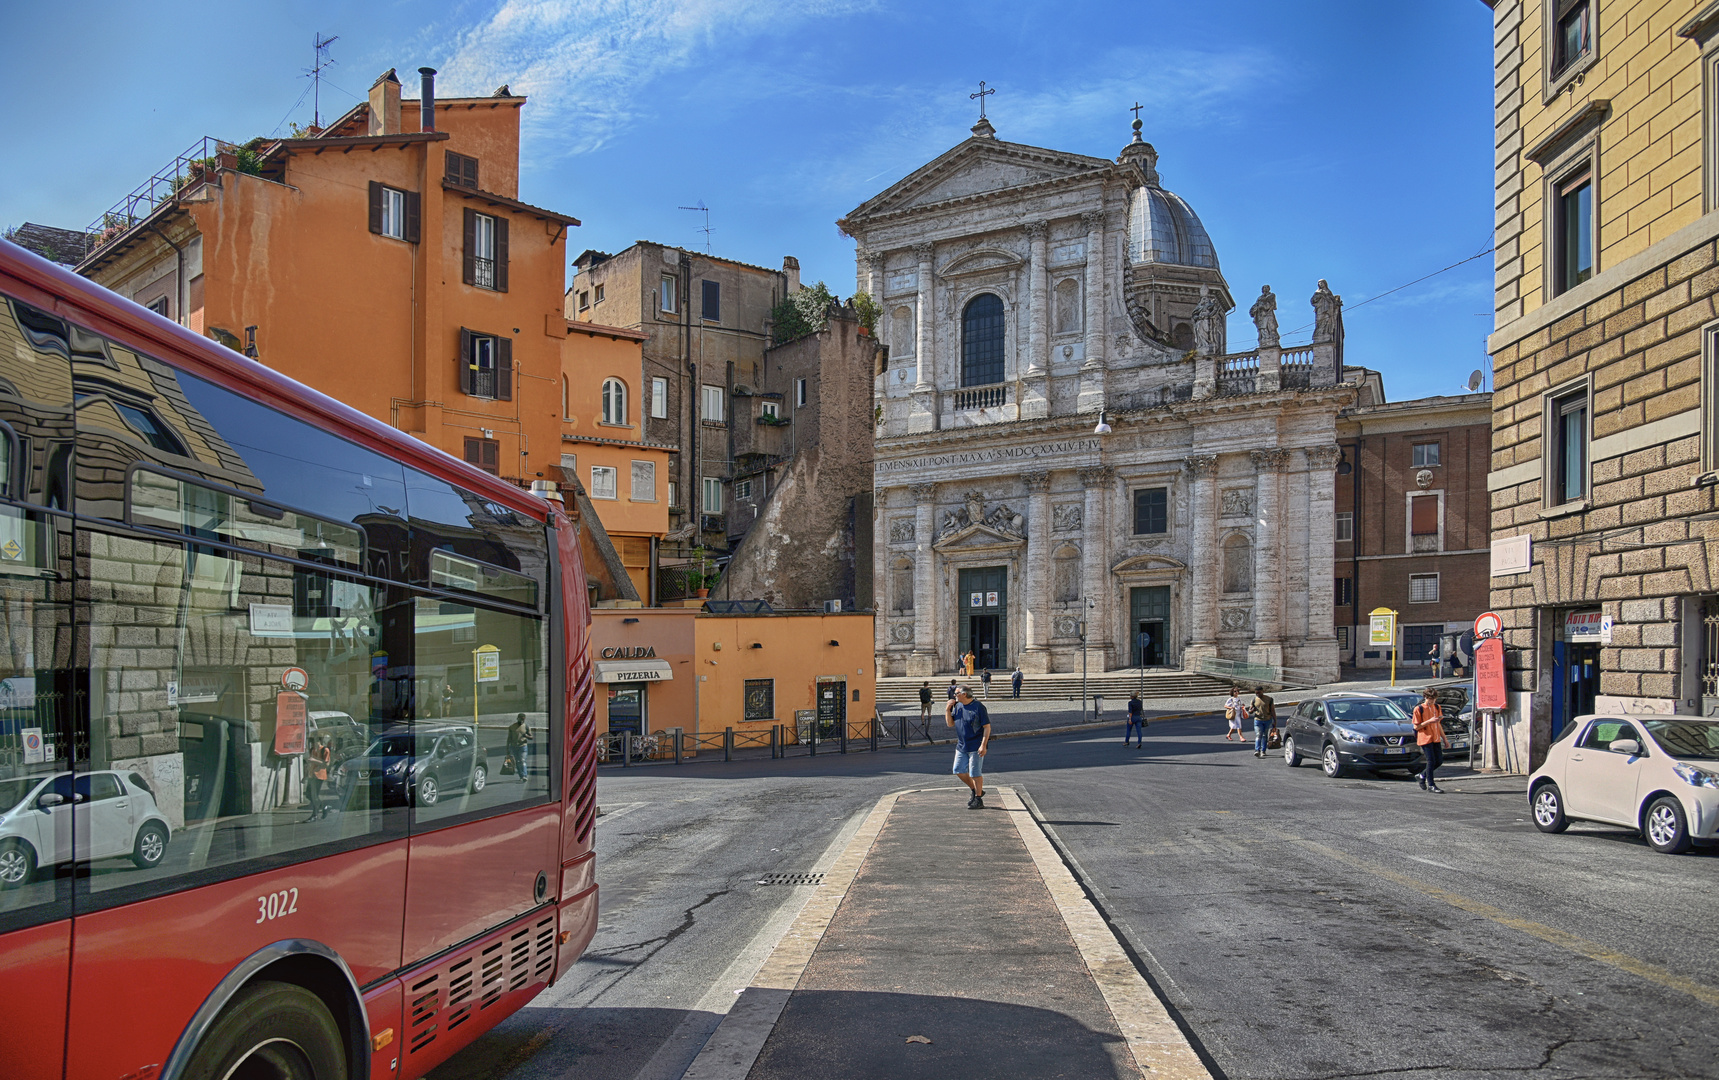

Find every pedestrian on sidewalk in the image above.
[304,736,331,821]
[980,667,992,698]
[507,713,532,782]
[919,681,933,733]
[946,686,991,809]
[947,678,959,701]
[1125,692,1146,748]
[1224,686,1246,742]
[1412,687,1449,792]
[1251,687,1276,757]
[1011,666,1023,698]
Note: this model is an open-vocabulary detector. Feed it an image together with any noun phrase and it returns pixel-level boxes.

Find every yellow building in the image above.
[1486,1,1719,766]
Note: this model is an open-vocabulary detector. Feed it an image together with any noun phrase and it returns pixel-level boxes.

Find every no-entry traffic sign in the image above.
[1473,611,1503,639]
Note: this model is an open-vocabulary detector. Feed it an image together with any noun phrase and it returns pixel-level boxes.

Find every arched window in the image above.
[1222,534,1252,593]
[961,293,1005,387]
[601,378,627,425]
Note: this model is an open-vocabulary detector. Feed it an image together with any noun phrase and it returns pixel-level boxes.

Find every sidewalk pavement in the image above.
[681,786,1211,1080]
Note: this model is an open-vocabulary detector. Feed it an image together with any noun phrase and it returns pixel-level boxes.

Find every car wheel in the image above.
[1644,796,1692,854]
[132,821,168,869]
[417,775,440,807]
[1531,782,1569,833]
[1283,737,1302,768]
[0,840,35,888]
[471,763,487,792]
[180,979,346,1080]
[1321,743,1346,778]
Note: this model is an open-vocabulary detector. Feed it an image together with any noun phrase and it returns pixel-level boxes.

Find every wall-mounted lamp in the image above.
[750,642,764,649]
[1093,410,1112,436]
[1337,449,1353,476]
[828,639,840,646]
[621,617,640,624]
[480,428,494,439]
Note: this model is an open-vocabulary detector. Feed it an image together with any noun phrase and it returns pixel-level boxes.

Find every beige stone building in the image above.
[1486,0,1719,766]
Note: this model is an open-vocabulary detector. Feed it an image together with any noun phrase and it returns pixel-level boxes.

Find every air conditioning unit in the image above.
[733,383,755,397]
[701,514,726,533]
[822,599,843,613]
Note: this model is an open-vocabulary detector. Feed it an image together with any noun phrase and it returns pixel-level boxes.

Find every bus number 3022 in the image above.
[256,888,300,923]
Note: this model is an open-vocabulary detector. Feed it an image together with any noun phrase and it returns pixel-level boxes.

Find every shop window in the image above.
[744,679,774,721]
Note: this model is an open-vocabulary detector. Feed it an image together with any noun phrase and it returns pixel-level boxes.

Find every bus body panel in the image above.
[0,920,70,1080]
[557,883,599,982]
[556,513,598,867]
[65,842,408,1079]
[402,806,560,964]
[364,977,405,1079]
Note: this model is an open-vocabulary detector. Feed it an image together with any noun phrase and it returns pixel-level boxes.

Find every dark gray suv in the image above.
[1282,692,1424,778]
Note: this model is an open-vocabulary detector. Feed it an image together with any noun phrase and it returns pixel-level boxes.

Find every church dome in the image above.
[1128,184,1218,270]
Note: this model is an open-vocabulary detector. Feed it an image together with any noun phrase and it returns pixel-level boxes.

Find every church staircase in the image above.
[876,669,1235,705]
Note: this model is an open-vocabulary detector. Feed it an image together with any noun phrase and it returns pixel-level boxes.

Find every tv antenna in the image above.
[679,201,711,253]
[307,33,340,129]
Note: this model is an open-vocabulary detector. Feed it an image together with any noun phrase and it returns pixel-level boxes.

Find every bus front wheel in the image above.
[183,980,347,1080]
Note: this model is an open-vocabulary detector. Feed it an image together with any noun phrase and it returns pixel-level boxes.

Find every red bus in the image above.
[0,239,598,1080]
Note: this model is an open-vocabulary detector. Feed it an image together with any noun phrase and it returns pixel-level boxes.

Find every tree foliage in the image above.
[769,281,839,345]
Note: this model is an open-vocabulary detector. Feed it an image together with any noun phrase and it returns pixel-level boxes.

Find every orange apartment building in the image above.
[77,68,572,488]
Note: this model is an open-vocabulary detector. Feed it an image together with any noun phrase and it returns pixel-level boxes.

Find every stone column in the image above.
[1077,210,1108,414]
[1283,455,1311,644]
[864,250,885,301]
[1249,448,1290,670]
[874,486,890,665]
[909,242,938,434]
[1183,454,1220,667]
[907,482,938,676]
[1078,465,1113,669]
[1026,222,1049,375]
[1303,445,1342,682]
[1020,470,1052,672]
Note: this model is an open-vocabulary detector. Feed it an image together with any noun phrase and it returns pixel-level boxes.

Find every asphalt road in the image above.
[431,714,1719,1080]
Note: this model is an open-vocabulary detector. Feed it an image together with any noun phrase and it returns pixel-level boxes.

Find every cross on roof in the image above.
[970,80,995,120]
[1130,101,1143,122]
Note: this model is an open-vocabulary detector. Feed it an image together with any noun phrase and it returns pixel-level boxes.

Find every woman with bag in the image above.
[1223,686,1247,741]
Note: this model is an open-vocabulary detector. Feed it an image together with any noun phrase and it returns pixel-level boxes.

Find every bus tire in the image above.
[183,979,347,1080]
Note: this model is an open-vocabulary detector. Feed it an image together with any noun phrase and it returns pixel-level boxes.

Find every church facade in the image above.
[844,114,1353,681]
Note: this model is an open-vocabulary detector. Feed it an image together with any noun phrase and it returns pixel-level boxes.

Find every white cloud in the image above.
[436,0,873,155]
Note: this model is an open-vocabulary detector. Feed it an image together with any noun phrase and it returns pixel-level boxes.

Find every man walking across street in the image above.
[1011,666,1023,698]
[1412,687,1449,793]
[1125,692,1146,748]
[1251,687,1276,758]
[946,685,991,809]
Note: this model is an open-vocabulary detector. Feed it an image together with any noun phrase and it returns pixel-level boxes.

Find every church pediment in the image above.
[942,248,1024,277]
[933,523,1026,552]
[1111,553,1187,574]
[842,138,1110,224]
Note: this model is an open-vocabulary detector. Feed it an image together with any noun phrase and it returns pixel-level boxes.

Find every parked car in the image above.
[1380,683,1472,757]
[1282,692,1424,778]
[335,723,489,808]
[0,770,172,887]
[306,710,371,763]
[1528,714,1719,854]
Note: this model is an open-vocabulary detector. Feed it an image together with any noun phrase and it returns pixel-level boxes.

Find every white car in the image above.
[1528,714,1719,854]
[0,770,172,886]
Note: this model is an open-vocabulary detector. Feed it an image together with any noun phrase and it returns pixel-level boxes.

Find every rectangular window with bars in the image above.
[458,329,512,400]
[1409,573,1439,603]
[1336,626,1350,651]
[1335,577,1353,607]
[1132,488,1167,535]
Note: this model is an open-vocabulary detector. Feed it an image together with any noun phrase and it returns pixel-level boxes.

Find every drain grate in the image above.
[758,872,824,887]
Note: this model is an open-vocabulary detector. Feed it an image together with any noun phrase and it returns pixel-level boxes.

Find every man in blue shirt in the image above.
[945,686,992,809]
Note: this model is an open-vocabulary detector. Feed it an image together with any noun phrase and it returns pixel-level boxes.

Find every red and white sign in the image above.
[1475,637,1507,711]
[280,667,309,692]
[1473,611,1502,639]
[274,691,307,755]
[1564,611,1610,643]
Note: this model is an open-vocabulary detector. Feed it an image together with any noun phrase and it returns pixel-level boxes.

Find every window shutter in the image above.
[483,440,498,474]
[464,155,479,188]
[462,209,477,285]
[496,337,513,401]
[458,328,475,395]
[494,217,509,292]
[405,190,421,244]
[1410,495,1438,536]
[368,181,384,235]
[702,279,720,322]
[464,437,480,467]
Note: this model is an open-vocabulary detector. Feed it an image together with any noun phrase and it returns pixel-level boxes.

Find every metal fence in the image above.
[596,715,930,766]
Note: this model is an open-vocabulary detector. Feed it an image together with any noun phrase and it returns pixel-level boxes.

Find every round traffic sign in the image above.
[1473,611,1503,638]
[280,667,309,692]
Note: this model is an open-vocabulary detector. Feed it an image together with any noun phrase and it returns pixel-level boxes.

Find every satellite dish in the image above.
[1466,369,1484,392]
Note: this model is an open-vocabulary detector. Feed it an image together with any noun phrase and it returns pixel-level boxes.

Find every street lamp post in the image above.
[1081,410,1112,723]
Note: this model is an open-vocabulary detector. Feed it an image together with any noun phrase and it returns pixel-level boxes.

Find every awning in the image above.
[594,659,673,683]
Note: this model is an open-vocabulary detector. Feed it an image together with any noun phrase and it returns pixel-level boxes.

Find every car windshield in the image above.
[1642,720,1719,760]
[1326,700,1409,722]
[1381,694,1421,713]
[365,734,417,758]
[0,777,41,814]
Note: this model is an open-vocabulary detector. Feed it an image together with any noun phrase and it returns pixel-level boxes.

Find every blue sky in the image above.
[2,1,1494,402]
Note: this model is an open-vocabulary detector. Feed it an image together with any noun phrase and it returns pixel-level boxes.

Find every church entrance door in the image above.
[1131,586,1171,667]
[958,566,1008,672]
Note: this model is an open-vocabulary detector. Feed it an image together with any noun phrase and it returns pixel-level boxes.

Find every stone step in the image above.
[877,670,1233,702]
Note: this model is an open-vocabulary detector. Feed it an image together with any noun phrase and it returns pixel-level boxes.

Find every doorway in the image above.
[608,685,645,736]
[957,566,1008,672]
[816,679,847,739]
[1130,586,1170,667]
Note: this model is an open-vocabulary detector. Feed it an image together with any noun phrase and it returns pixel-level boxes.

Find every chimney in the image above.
[368,69,401,136]
[418,67,437,133]
[782,255,801,294]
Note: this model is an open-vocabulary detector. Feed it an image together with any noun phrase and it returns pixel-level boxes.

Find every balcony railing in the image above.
[1217,352,1258,396]
[953,383,1009,411]
[473,257,496,290]
[1280,346,1315,389]
[86,136,235,255]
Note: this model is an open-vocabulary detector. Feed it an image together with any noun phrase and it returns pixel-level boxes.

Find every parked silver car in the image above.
[1529,714,1719,854]
[0,770,172,886]
[1282,692,1424,778]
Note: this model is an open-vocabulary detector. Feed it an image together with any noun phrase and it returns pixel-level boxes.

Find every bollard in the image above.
[724,726,733,762]
[621,731,632,767]
[870,718,878,752]
[899,715,907,748]
[809,723,817,756]
[838,722,847,754]
[674,730,682,765]
[770,724,779,759]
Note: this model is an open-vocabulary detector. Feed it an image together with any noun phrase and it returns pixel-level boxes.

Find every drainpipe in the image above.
[684,252,696,537]
[1349,435,1363,656]
[144,223,185,327]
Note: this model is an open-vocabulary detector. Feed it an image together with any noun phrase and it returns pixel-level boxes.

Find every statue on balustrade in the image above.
[1249,285,1278,349]
[1311,279,1343,343]
[1191,294,1223,354]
